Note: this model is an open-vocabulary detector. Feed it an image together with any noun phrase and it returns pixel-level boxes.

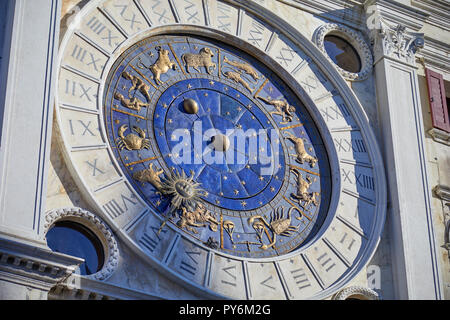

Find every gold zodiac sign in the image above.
[133,163,165,193]
[223,56,259,81]
[223,220,235,242]
[248,207,300,250]
[182,47,216,74]
[290,168,319,209]
[285,132,318,167]
[258,96,296,124]
[116,125,150,151]
[139,46,177,86]
[121,71,151,102]
[114,92,149,113]
[177,203,219,234]
[222,70,254,93]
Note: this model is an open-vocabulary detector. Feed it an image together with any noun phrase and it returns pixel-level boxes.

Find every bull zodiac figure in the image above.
[182,47,216,74]
[285,132,318,167]
[258,96,296,124]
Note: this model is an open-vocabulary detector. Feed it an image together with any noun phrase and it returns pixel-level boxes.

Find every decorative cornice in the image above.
[332,285,380,300]
[44,207,119,281]
[428,128,450,146]
[370,19,425,66]
[313,23,373,81]
[0,238,83,290]
[433,185,450,203]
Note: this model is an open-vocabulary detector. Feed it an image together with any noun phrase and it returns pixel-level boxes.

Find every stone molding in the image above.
[44,207,119,281]
[428,128,450,146]
[313,22,373,81]
[332,285,380,300]
[0,237,83,291]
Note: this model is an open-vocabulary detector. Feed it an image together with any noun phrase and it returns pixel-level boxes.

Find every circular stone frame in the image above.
[332,286,380,300]
[313,23,374,81]
[44,207,119,281]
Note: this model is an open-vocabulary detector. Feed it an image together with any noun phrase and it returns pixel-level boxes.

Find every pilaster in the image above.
[367,1,443,299]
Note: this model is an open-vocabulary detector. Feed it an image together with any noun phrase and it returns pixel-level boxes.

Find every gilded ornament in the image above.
[181,47,216,74]
[258,96,296,124]
[116,125,150,151]
[132,163,165,193]
[121,71,151,102]
[183,98,199,114]
[177,203,219,234]
[223,56,259,81]
[144,46,177,85]
[114,92,149,113]
[290,168,319,209]
[222,70,253,92]
[285,132,318,167]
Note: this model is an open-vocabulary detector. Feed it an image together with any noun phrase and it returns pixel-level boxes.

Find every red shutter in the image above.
[425,69,450,132]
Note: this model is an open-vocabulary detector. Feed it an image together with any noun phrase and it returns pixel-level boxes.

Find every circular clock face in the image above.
[103,35,331,259]
[56,0,386,300]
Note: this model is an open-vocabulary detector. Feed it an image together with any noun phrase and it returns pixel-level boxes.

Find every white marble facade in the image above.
[0,0,448,300]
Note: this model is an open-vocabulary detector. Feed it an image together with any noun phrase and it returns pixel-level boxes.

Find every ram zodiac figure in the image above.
[182,47,216,74]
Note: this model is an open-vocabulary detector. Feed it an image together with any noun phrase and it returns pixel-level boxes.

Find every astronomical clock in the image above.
[54,0,386,299]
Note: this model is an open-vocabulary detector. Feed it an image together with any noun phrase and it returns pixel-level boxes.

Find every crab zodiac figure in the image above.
[290,168,319,209]
[248,207,300,250]
[258,96,296,124]
[116,125,150,151]
[285,131,318,167]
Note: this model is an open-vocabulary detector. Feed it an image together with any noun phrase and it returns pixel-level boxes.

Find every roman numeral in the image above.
[86,158,105,176]
[65,79,95,101]
[139,225,168,253]
[248,20,265,47]
[290,268,311,290]
[184,0,200,23]
[68,120,97,136]
[217,3,231,33]
[180,250,200,276]
[103,194,138,219]
[70,45,101,71]
[86,16,106,35]
[260,275,276,290]
[317,252,336,272]
[276,46,295,67]
[334,138,367,153]
[221,265,237,287]
[342,169,375,191]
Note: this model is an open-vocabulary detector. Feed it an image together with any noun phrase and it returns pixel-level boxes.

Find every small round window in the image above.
[324,35,361,74]
[46,221,105,275]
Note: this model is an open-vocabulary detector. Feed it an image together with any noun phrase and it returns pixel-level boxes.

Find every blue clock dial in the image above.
[104,35,331,258]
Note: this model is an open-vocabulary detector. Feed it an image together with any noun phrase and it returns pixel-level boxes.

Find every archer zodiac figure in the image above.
[290,168,319,209]
[258,96,296,124]
[285,131,318,167]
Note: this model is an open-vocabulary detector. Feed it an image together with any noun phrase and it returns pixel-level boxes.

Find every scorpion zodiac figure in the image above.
[285,131,318,167]
[258,96,296,124]
[116,125,151,151]
[290,168,319,209]
[248,207,300,250]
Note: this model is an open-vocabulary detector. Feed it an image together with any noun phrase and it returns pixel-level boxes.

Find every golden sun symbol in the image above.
[161,169,203,213]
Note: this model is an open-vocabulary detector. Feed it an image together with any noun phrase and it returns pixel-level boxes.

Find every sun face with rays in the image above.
[161,169,203,213]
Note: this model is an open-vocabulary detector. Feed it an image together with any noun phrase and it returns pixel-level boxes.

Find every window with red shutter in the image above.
[425,68,450,133]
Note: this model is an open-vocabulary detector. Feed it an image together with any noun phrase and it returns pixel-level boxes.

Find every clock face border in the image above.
[54,0,387,300]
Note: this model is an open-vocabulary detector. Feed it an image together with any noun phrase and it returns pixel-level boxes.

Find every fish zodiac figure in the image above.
[223,56,259,81]
[223,70,254,93]
[182,47,216,74]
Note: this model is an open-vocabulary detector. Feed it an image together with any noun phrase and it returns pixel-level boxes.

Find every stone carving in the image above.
[114,92,149,112]
[148,46,177,85]
[290,168,319,209]
[223,56,259,81]
[133,163,165,193]
[249,207,299,250]
[285,132,318,167]
[223,220,235,242]
[121,71,151,102]
[44,207,119,281]
[116,125,150,151]
[314,23,373,81]
[333,286,380,300]
[177,203,219,234]
[182,47,216,74]
[258,96,296,124]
